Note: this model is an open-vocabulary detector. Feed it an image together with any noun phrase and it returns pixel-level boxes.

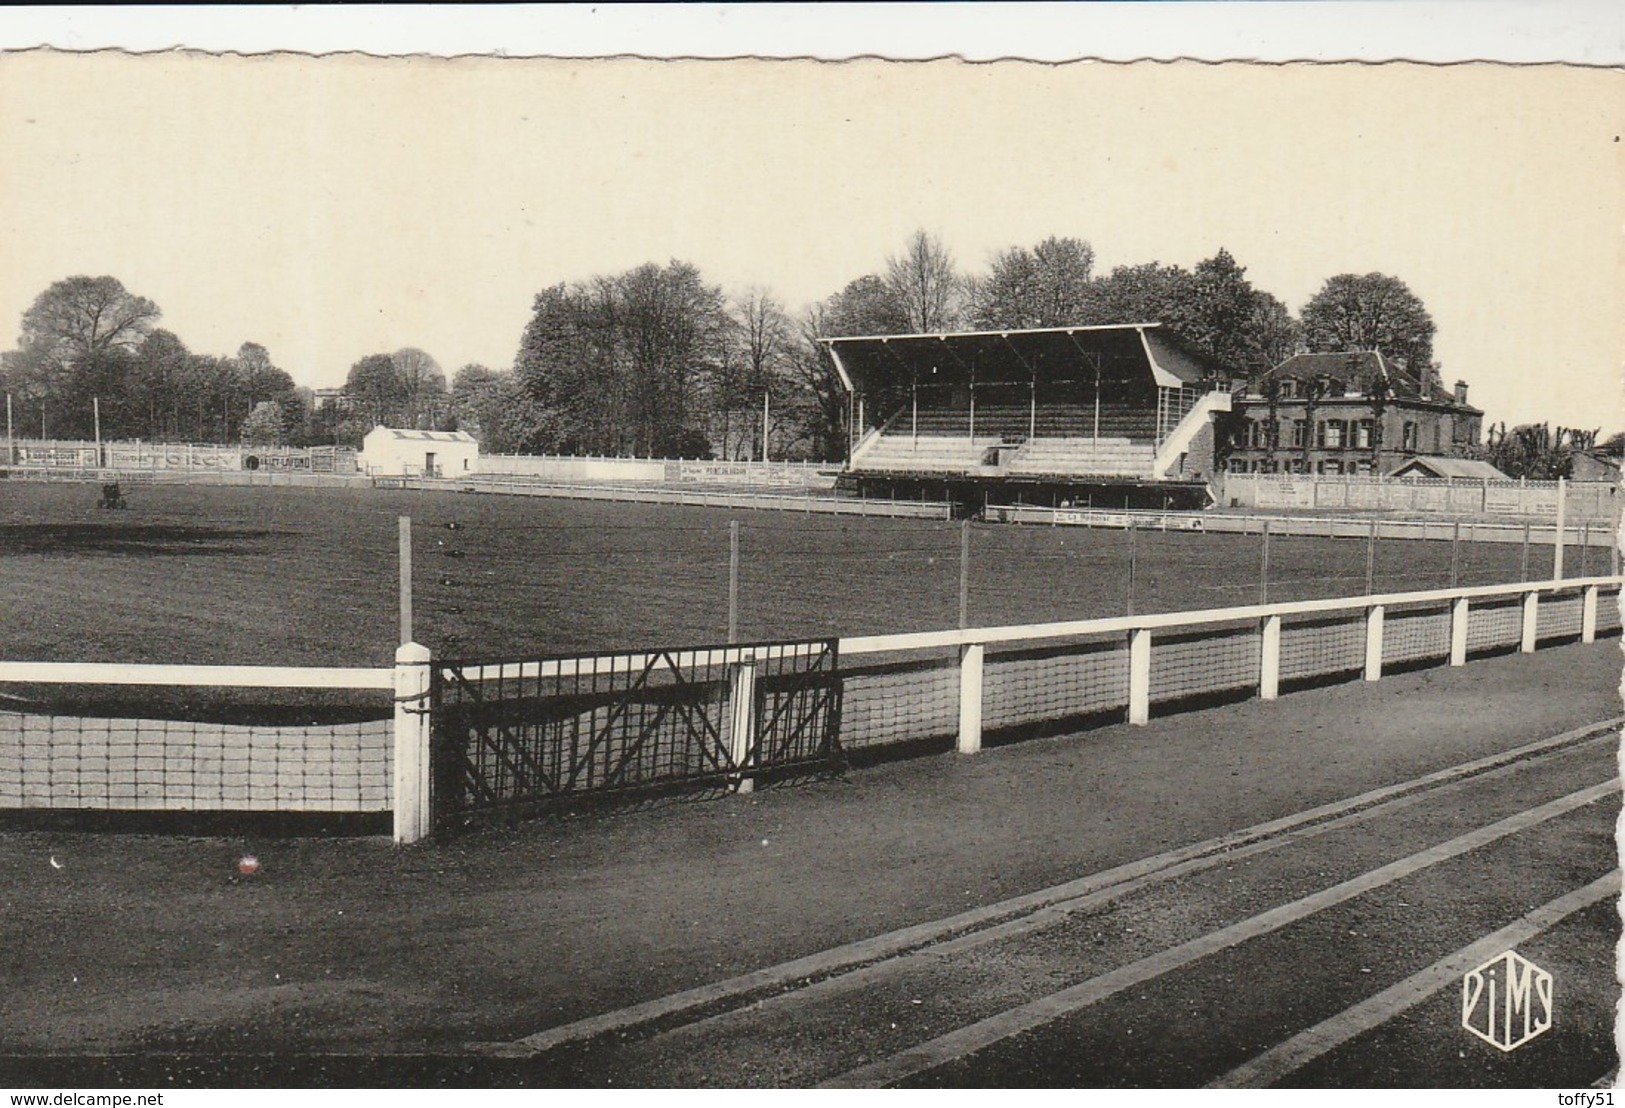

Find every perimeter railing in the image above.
[0,576,1617,842]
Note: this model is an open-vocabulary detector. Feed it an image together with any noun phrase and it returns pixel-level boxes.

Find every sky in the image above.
[0,46,1619,434]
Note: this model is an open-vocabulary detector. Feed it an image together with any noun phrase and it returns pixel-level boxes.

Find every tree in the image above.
[1248,292,1303,372]
[1176,249,1265,372]
[344,353,406,428]
[391,347,447,428]
[14,275,160,373]
[513,261,730,457]
[823,274,910,338]
[1086,261,1194,328]
[884,230,962,333]
[240,400,285,445]
[969,235,1096,330]
[130,330,192,440]
[1300,273,1436,381]
[236,342,275,410]
[720,288,792,459]
[3,275,161,440]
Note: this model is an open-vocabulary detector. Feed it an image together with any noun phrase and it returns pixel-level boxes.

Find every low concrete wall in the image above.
[1219,473,1618,523]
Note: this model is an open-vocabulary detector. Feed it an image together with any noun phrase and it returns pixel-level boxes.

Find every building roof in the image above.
[1388,456,1509,480]
[1264,351,1475,410]
[821,323,1226,395]
[365,427,477,444]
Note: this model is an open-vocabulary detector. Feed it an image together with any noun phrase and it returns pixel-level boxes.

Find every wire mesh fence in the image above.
[0,707,391,812]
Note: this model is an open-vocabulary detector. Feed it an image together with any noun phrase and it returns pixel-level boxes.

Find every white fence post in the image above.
[392,641,433,845]
[1521,590,1540,653]
[1553,476,1567,580]
[1259,614,1281,700]
[729,653,758,793]
[1581,584,1598,643]
[1364,605,1385,682]
[1450,597,1469,666]
[957,642,985,754]
[1128,627,1152,725]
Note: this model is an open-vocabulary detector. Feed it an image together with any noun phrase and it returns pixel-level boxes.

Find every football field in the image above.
[0,482,1537,669]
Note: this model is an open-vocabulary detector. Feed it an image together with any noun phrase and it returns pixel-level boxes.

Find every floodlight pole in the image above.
[4,392,12,464]
[398,516,413,645]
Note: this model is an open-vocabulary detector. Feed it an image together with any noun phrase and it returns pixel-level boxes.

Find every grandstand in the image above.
[823,323,1234,514]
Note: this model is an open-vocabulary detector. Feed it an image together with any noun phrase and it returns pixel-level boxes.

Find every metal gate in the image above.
[429,639,841,829]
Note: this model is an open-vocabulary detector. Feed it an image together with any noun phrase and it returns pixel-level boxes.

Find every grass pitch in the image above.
[0,481,1529,669]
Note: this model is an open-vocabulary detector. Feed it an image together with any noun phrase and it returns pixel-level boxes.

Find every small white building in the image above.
[359,427,480,478]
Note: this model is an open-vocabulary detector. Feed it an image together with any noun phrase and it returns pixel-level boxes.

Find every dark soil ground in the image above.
[0,639,1616,1086]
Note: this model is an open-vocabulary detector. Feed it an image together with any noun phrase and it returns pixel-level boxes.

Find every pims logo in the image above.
[1462,950,1553,1052]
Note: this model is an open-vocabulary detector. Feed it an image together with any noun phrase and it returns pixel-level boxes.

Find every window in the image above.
[1318,420,1346,449]
[1402,421,1419,451]
[1291,420,1307,448]
[1277,379,1296,399]
[1354,420,1374,449]
[1318,459,1343,475]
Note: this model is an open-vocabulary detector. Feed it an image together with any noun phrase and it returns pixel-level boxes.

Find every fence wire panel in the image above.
[1382,605,1452,667]
[1466,598,1525,653]
[1279,614,1366,681]
[430,640,840,825]
[983,639,1128,729]
[841,657,959,750]
[1536,591,1585,641]
[1599,590,1623,633]
[1150,625,1260,700]
[0,713,391,811]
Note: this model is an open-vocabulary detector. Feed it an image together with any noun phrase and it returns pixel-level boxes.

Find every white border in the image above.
[1,2,1623,64]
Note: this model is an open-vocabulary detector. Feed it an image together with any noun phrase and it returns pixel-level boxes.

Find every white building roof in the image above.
[1389,456,1509,480]
[367,427,477,444]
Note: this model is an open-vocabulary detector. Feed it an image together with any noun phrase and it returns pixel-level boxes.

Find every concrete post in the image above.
[1581,584,1598,643]
[1364,605,1385,682]
[1553,476,1567,580]
[1521,591,1540,653]
[1259,614,1282,700]
[1449,596,1469,666]
[392,641,433,845]
[729,653,757,793]
[957,642,985,754]
[1128,627,1152,725]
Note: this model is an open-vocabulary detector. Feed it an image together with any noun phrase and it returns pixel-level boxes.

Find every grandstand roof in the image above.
[821,324,1225,395]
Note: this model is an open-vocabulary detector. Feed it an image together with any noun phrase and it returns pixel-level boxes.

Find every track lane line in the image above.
[1209,870,1621,1088]
[630,730,1616,1038]
[476,715,1621,1057]
[822,778,1619,1088]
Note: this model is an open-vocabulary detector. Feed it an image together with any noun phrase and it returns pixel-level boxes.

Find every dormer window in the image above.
[1277,379,1296,399]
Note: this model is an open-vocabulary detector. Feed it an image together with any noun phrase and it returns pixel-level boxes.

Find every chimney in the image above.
[1454,380,1469,406]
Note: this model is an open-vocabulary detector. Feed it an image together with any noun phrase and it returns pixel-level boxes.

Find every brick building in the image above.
[1223,351,1483,475]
